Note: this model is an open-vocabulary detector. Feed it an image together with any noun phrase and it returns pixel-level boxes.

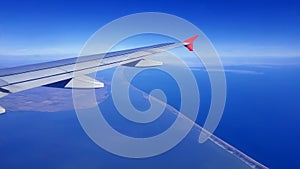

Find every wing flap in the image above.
[65,75,104,89]
[0,105,5,114]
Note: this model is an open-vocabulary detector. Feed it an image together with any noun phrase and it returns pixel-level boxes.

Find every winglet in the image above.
[183,35,199,51]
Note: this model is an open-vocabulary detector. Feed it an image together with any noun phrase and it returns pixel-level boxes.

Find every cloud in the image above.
[188,67,264,75]
[216,43,300,58]
[0,46,79,56]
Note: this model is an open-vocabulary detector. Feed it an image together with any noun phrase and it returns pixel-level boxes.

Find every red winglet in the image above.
[183,35,199,51]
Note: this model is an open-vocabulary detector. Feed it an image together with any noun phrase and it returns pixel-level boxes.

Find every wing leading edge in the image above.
[0,35,199,114]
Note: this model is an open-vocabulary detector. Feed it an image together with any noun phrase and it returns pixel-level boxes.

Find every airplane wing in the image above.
[0,35,199,114]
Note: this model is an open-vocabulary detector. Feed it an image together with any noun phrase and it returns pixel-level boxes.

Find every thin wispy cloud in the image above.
[0,47,79,56]
[189,67,264,75]
[215,43,300,58]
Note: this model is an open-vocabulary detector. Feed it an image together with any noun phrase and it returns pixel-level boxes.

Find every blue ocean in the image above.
[0,57,299,169]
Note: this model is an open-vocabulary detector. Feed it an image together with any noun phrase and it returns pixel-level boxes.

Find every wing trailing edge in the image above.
[122,59,163,67]
[45,75,104,89]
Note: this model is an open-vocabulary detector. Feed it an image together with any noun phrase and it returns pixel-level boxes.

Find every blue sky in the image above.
[0,0,299,57]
